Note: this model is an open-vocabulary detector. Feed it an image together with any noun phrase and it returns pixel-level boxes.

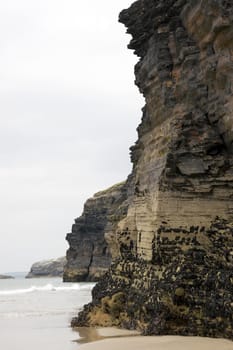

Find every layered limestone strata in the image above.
[72,0,233,340]
[63,182,128,282]
[26,257,66,278]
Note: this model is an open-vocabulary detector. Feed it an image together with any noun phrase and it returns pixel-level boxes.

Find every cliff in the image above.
[26,257,66,278]
[72,0,233,340]
[0,275,14,279]
[63,182,128,282]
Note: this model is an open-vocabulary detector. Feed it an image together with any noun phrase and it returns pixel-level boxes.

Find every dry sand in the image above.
[76,328,233,350]
[79,336,233,350]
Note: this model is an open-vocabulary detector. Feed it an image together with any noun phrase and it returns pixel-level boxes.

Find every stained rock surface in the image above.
[72,0,233,340]
[63,182,128,282]
[26,257,66,278]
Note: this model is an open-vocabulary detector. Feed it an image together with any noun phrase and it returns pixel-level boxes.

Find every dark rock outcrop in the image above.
[0,275,14,279]
[72,0,233,340]
[26,257,66,278]
[63,182,128,282]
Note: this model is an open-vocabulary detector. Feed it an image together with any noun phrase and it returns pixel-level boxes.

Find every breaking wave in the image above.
[0,283,95,296]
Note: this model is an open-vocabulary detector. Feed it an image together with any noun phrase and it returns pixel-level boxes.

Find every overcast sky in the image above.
[0,0,143,273]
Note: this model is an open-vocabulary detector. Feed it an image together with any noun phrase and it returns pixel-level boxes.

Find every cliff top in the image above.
[93,181,126,198]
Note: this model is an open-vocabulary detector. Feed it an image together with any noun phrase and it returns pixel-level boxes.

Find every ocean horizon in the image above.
[1,271,27,278]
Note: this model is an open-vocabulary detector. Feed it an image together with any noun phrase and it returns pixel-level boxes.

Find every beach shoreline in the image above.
[75,327,233,350]
[75,326,140,344]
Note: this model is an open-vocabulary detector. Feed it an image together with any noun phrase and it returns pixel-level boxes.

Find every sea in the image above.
[0,272,95,350]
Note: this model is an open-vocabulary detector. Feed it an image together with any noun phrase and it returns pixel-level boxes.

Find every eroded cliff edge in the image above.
[72,0,233,339]
[64,182,128,282]
[26,257,66,278]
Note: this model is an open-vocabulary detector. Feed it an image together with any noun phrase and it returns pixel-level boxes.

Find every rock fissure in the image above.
[86,243,95,280]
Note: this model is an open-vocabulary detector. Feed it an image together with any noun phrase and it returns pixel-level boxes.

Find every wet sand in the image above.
[76,327,140,344]
[76,328,233,350]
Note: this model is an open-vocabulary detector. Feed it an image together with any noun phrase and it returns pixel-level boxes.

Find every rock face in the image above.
[63,182,128,282]
[0,275,14,279]
[26,257,66,278]
[72,0,233,340]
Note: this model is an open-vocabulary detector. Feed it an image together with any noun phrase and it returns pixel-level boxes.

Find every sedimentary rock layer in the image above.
[26,257,66,278]
[72,0,233,340]
[63,182,127,282]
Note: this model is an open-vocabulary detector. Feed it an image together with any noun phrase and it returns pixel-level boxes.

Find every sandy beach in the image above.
[79,335,233,350]
[77,328,233,350]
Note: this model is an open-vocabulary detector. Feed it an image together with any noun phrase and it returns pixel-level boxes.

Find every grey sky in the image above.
[0,0,143,273]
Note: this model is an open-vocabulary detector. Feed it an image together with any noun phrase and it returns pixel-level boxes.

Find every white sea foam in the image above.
[1,310,67,319]
[0,283,95,296]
